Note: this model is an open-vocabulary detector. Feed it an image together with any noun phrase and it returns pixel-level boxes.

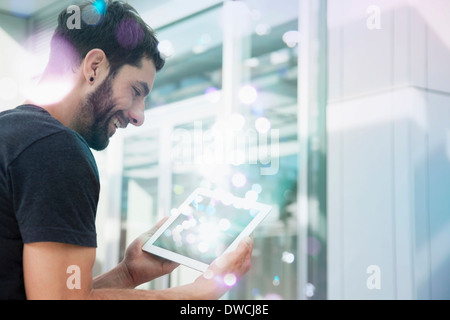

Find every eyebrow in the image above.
[136,81,150,97]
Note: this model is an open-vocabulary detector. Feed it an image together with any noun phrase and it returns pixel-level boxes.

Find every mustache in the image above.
[109,111,129,129]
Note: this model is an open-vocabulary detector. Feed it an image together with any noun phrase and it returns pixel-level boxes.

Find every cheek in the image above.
[112,85,134,108]
[113,95,133,112]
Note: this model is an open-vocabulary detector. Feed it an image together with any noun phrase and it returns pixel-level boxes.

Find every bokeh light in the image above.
[251,183,263,194]
[158,40,175,59]
[224,273,237,287]
[272,276,280,286]
[203,269,214,280]
[0,77,19,102]
[231,172,247,188]
[238,85,258,105]
[82,0,106,26]
[116,18,144,50]
[255,117,271,134]
[219,218,231,231]
[281,251,295,264]
[282,30,300,48]
[229,113,246,131]
[245,190,258,203]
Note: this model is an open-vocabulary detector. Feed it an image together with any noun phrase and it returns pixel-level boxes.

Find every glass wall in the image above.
[119,0,301,299]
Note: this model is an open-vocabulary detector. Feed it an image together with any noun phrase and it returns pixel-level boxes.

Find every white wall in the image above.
[327,0,450,299]
[0,13,29,112]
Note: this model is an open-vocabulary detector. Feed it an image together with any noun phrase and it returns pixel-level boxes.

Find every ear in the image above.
[82,49,108,85]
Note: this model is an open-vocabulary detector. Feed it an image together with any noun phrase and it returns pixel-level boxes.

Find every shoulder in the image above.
[1,105,98,177]
[1,105,96,172]
[12,129,99,186]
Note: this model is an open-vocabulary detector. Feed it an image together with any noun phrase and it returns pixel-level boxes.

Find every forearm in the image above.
[89,277,218,300]
[93,261,135,289]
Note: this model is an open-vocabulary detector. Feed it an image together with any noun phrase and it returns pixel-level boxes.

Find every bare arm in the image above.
[23,236,252,300]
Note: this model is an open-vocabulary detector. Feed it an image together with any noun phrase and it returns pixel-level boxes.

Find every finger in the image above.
[237,236,253,271]
[238,235,253,253]
[139,216,169,242]
[163,259,180,271]
[222,237,253,269]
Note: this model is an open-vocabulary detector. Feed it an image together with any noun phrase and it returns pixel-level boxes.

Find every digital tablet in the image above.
[142,188,272,272]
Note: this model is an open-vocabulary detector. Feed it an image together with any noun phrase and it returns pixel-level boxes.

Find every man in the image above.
[0,0,253,300]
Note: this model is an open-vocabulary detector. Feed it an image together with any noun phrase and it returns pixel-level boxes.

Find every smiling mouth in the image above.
[113,117,121,129]
[112,115,128,130]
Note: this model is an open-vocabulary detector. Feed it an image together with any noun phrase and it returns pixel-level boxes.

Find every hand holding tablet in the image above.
[142,188,272,272]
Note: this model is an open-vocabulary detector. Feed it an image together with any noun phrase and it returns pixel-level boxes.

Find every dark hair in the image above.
[50,0,164,76]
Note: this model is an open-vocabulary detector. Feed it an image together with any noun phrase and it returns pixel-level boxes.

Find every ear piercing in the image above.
[90,77,94,83]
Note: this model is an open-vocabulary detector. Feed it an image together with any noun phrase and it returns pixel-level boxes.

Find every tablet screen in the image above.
[152,193,259,265]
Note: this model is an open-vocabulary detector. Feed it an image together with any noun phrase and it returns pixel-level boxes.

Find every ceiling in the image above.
[0,0,61,18]
[0,0,188,20]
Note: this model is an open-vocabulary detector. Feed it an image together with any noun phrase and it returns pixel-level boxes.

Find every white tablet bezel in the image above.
[142,187,272,272]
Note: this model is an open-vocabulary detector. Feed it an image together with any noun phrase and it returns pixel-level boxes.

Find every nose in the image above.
[128,101,145,127]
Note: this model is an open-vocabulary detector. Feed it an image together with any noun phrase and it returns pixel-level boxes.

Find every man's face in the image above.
[75,57,156,151]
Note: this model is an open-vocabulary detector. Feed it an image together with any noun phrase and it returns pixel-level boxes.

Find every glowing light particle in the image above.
[264,293,283,300]
[158,40,175,59]
[230,149,246,166]
[219,218,231,231]
[229,113,246,131]
[198,241,209,253]
[182,220,191,230]
[251,183,263,194]
[255,23,271,36]
[82,1,105,25]
[245,190,258,203]
[255,117,271,134]
[173,184,184,195]
[304,283,315,298]
[238,85,258,105]
[272,276,280,286]
[204,87,221,103]
[205,205,216,215]
[172,232,181,243]
[282,251,295,264]
[0,77,18,102]
[203,269,214,280]
[231,173,247,188]
[93,0,106,14]
[186,233,196,244]
[180,206,193,216]
[251,288,261,297]
[282,30,300,48]
[221,192,234,206]
[224,273,237,287]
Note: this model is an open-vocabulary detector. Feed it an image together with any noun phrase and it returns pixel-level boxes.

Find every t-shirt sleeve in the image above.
[8,131,99,247]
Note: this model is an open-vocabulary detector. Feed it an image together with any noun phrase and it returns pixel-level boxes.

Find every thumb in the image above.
[139,216,169,244]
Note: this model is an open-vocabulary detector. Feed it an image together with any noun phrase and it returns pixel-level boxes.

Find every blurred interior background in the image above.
[0,0,449,299]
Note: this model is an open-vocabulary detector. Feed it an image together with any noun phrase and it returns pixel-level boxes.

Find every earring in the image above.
[90,77,94,83]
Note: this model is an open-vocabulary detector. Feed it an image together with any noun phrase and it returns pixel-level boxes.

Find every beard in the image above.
[74,74,121,151]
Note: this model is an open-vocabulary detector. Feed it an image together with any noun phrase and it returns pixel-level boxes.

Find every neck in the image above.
[25,72,83,130]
